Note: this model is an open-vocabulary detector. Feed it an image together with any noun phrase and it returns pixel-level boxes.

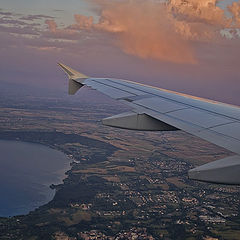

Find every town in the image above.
[0,90,239,240]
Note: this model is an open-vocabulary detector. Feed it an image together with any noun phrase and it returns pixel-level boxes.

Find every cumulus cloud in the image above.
[168,0,229,26]
[228,0,240,27]
[168,0,240,39]
[67,1,197,64]
[43,0,240,64]
[44,19,81,40]
[73,15,94,30]
[45,19,58,33]
[97,1,196,63]
[167,0,230,40]
[2,1,240,65]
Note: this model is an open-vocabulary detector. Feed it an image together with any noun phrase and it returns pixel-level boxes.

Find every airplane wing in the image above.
[58,63,240,185]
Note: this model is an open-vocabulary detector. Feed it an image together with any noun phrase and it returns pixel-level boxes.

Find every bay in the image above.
[0,140,71,217]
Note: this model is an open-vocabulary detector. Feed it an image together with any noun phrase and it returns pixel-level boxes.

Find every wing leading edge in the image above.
[59,63,240,185]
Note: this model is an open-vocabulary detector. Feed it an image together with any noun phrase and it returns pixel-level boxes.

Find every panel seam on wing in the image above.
[132,104,240,144]
[205,121,238,130]
[103,78,240,122]
[90,79,140,96]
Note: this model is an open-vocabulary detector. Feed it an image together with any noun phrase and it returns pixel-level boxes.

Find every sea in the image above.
[0,140,71,217]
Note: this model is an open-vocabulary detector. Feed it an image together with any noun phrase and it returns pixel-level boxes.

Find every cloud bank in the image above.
[44,0,240,64]
[2,1,240,64]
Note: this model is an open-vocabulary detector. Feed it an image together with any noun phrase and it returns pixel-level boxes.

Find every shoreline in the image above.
[0,139,73,218]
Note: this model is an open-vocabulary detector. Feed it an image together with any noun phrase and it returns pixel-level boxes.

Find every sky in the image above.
[0,0,240,105]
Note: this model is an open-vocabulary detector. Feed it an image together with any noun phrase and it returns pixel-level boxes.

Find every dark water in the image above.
[0,140,71,217]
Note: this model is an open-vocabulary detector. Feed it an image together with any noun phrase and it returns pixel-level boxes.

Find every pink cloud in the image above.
[0,3,240,106]
[41,0,240,64]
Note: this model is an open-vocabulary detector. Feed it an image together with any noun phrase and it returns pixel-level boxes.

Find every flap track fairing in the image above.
[102,112,178,131]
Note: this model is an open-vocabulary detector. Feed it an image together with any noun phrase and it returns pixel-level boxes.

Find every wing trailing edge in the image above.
[58,63,240,185]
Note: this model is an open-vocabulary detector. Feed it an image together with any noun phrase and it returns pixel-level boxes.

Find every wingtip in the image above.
[58,62,67,68]
[57,62,66,69]
[58,62,89,79]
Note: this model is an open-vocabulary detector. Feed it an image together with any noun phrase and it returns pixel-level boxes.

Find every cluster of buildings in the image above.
[79,228,155,240]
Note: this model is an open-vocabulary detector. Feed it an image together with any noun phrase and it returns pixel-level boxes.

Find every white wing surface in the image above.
[59,63,240,185]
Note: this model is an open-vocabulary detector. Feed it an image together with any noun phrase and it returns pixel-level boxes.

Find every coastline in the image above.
[0,139,72,217]
[0,129,118,218]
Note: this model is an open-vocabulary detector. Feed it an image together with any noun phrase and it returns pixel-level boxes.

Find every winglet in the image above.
[58,63,89,95]
[58,63,89,80]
